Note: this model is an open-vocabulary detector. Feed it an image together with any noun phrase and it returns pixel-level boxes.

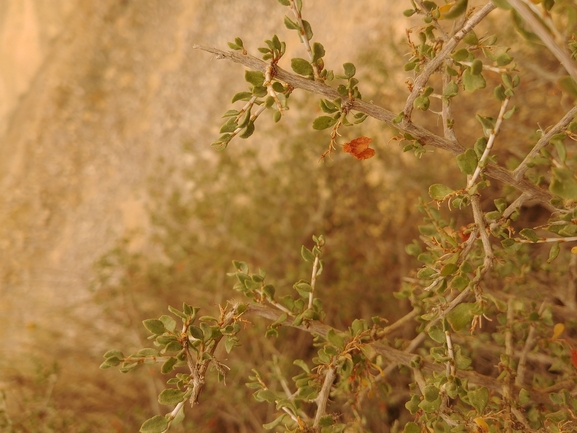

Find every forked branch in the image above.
[245,303,553,406]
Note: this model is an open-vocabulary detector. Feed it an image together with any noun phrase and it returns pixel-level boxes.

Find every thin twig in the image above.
[503,297,515,432]
[516,236,577,244]
[516,302,546,387]
[314,365,337,427]
[441,66,458,143]
[287,0,320,80]
[513,106,577,180]
[467,96,511,189]
[471,194,494,271]
[511,406,532,431]
[377,307,420,337]
[445,331,456,377]
[309,254,320,310]
[402,2,497,122]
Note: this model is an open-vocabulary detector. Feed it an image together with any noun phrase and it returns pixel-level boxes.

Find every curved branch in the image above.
[245,303,553,406]
[194,44,553,205]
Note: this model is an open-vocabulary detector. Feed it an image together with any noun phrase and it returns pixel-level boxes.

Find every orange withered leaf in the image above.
[343,136,375,160]
[571,349,577,369]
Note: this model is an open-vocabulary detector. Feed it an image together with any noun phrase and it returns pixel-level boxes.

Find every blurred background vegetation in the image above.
[0,0,574,431]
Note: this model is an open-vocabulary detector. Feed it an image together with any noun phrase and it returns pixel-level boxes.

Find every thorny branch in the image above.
[194,44,554,205]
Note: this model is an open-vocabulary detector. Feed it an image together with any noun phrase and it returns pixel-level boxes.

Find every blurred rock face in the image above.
[0,0,403,422]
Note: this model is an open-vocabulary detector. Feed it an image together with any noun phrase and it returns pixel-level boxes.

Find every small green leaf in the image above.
[429,183,454,200]
[254,389,277,403]
[492,0,511,9]
[393,112,404,124]
[300,19,313,40]
[232,260,249,273]
[428,326,446,344]
[284,15,298,29]
[291,58,313,76]
[294,359,311,373]
[312,115,338,130]
[263,414,288,430]
[476,114,496,137]
[463,68,486,92]
[519,228,539,243]
[319,98,339,114]
[551,133,567,163]
[501,238,522,253]
[423,385,439,402]
[550,167,577,200]
[137,348,159,357]
[452,48,471,62]
[350,318,367,336]
[311,42,325,63]
[327,329,345,350]
[468,387,489,413]
[419,396,441,413]
[463,31,478,45]
[405,394,421,415]
[496,52,513,66]
[222,109,239,118]
[220,118,238,133]
[160,315,176,333]
[413,95,430,111]
[547,242,561,263]
[143,319,166,335]
[342,62,356,78]
[443,81,459,100]
[446,303,479,332]
[558,76,577,99]
[503,106,517,119]
[245,70,265,87]
[493,84,507,101]
[294,281,312,293]
[159,388,187,406]
[441,0,468,19]
[301,245,315,262]
[161,357,177,374]
[103,349,124,359]
[404,60,417,71]
[225,336,240,353]
[451,274,469,291]
[239,121,255,139]
[140,415,169,433]
[470,59,483,75]
[403,422,421,433]
[100,357,121,369]
[189,325,203,340]
[456,148,478,175]
[262,284,275,300]
[440,263,459,276]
